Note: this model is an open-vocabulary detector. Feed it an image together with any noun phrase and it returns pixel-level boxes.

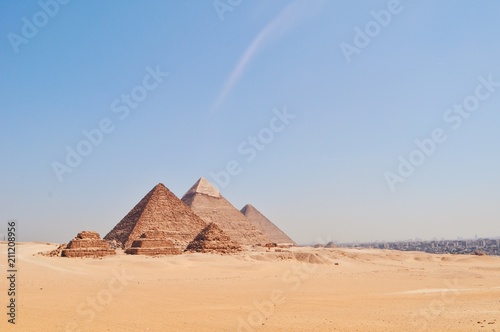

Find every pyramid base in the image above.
[125,247,182,256]
[61,249,116,258]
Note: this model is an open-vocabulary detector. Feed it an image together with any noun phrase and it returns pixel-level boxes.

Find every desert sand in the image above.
[0,242,499,332]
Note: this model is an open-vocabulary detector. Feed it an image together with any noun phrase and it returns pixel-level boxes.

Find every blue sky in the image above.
[1,0,499,244]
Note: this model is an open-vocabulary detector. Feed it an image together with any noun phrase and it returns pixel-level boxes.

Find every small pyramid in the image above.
[125,230,182,256]
[181,178,271,246]
[241,204,296,245]
[324,241,336,248]
[62,231,116,258]
[186,222,241,254]
[104,183,207,249]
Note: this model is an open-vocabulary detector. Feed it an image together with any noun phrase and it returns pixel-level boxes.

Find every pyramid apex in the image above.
[241,204,255,214]
[183,177,220,198]
[150,183,169,194]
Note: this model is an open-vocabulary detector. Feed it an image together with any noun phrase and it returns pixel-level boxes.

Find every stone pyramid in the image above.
[241,204,296,245]
[125,230,181,256]
[62,231,116,258]
[181,178,271,246]
[104,183,207,249]
[186,222,241,254]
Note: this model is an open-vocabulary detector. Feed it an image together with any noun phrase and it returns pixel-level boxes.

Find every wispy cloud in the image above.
[210,0,325,114]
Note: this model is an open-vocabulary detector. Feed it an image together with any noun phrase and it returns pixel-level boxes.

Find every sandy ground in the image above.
[0,242,499,332]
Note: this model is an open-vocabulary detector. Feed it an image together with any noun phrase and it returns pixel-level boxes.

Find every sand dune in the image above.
[0,242,499,331]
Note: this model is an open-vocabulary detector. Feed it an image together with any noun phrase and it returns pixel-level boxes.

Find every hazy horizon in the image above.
[2,1,500,245]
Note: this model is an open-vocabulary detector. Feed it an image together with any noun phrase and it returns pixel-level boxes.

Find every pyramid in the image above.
[241,204,296,245]
[104,183,207,249]
[181,178,271,246]
[324,241,336,248]
[125,230,181,256]
[62,231,116,258]
[186,222,241,254]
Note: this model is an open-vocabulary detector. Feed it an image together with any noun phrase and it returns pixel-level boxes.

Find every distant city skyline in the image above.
[339,238,500,257]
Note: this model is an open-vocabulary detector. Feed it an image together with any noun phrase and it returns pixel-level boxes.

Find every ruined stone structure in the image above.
[181,178,271,246]
[186,222,241,254]
[125,230,181,256]
[61,231,116,258]
[241,204,296,245]
[38,244,66,257]
[104,183,207,249]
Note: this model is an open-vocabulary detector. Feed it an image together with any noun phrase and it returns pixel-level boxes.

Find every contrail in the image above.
[210,0,325,115]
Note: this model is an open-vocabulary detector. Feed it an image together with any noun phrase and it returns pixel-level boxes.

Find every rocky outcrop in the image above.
[38,244,66,257]
[125,230,181,256]
[186,223,241,254]
[62,231,115,258]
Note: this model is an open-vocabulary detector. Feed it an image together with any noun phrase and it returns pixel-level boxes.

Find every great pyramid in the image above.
[104,183,207,249]
[181,178,271,246]
[241,204,296,245]
[186,222,241,254]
